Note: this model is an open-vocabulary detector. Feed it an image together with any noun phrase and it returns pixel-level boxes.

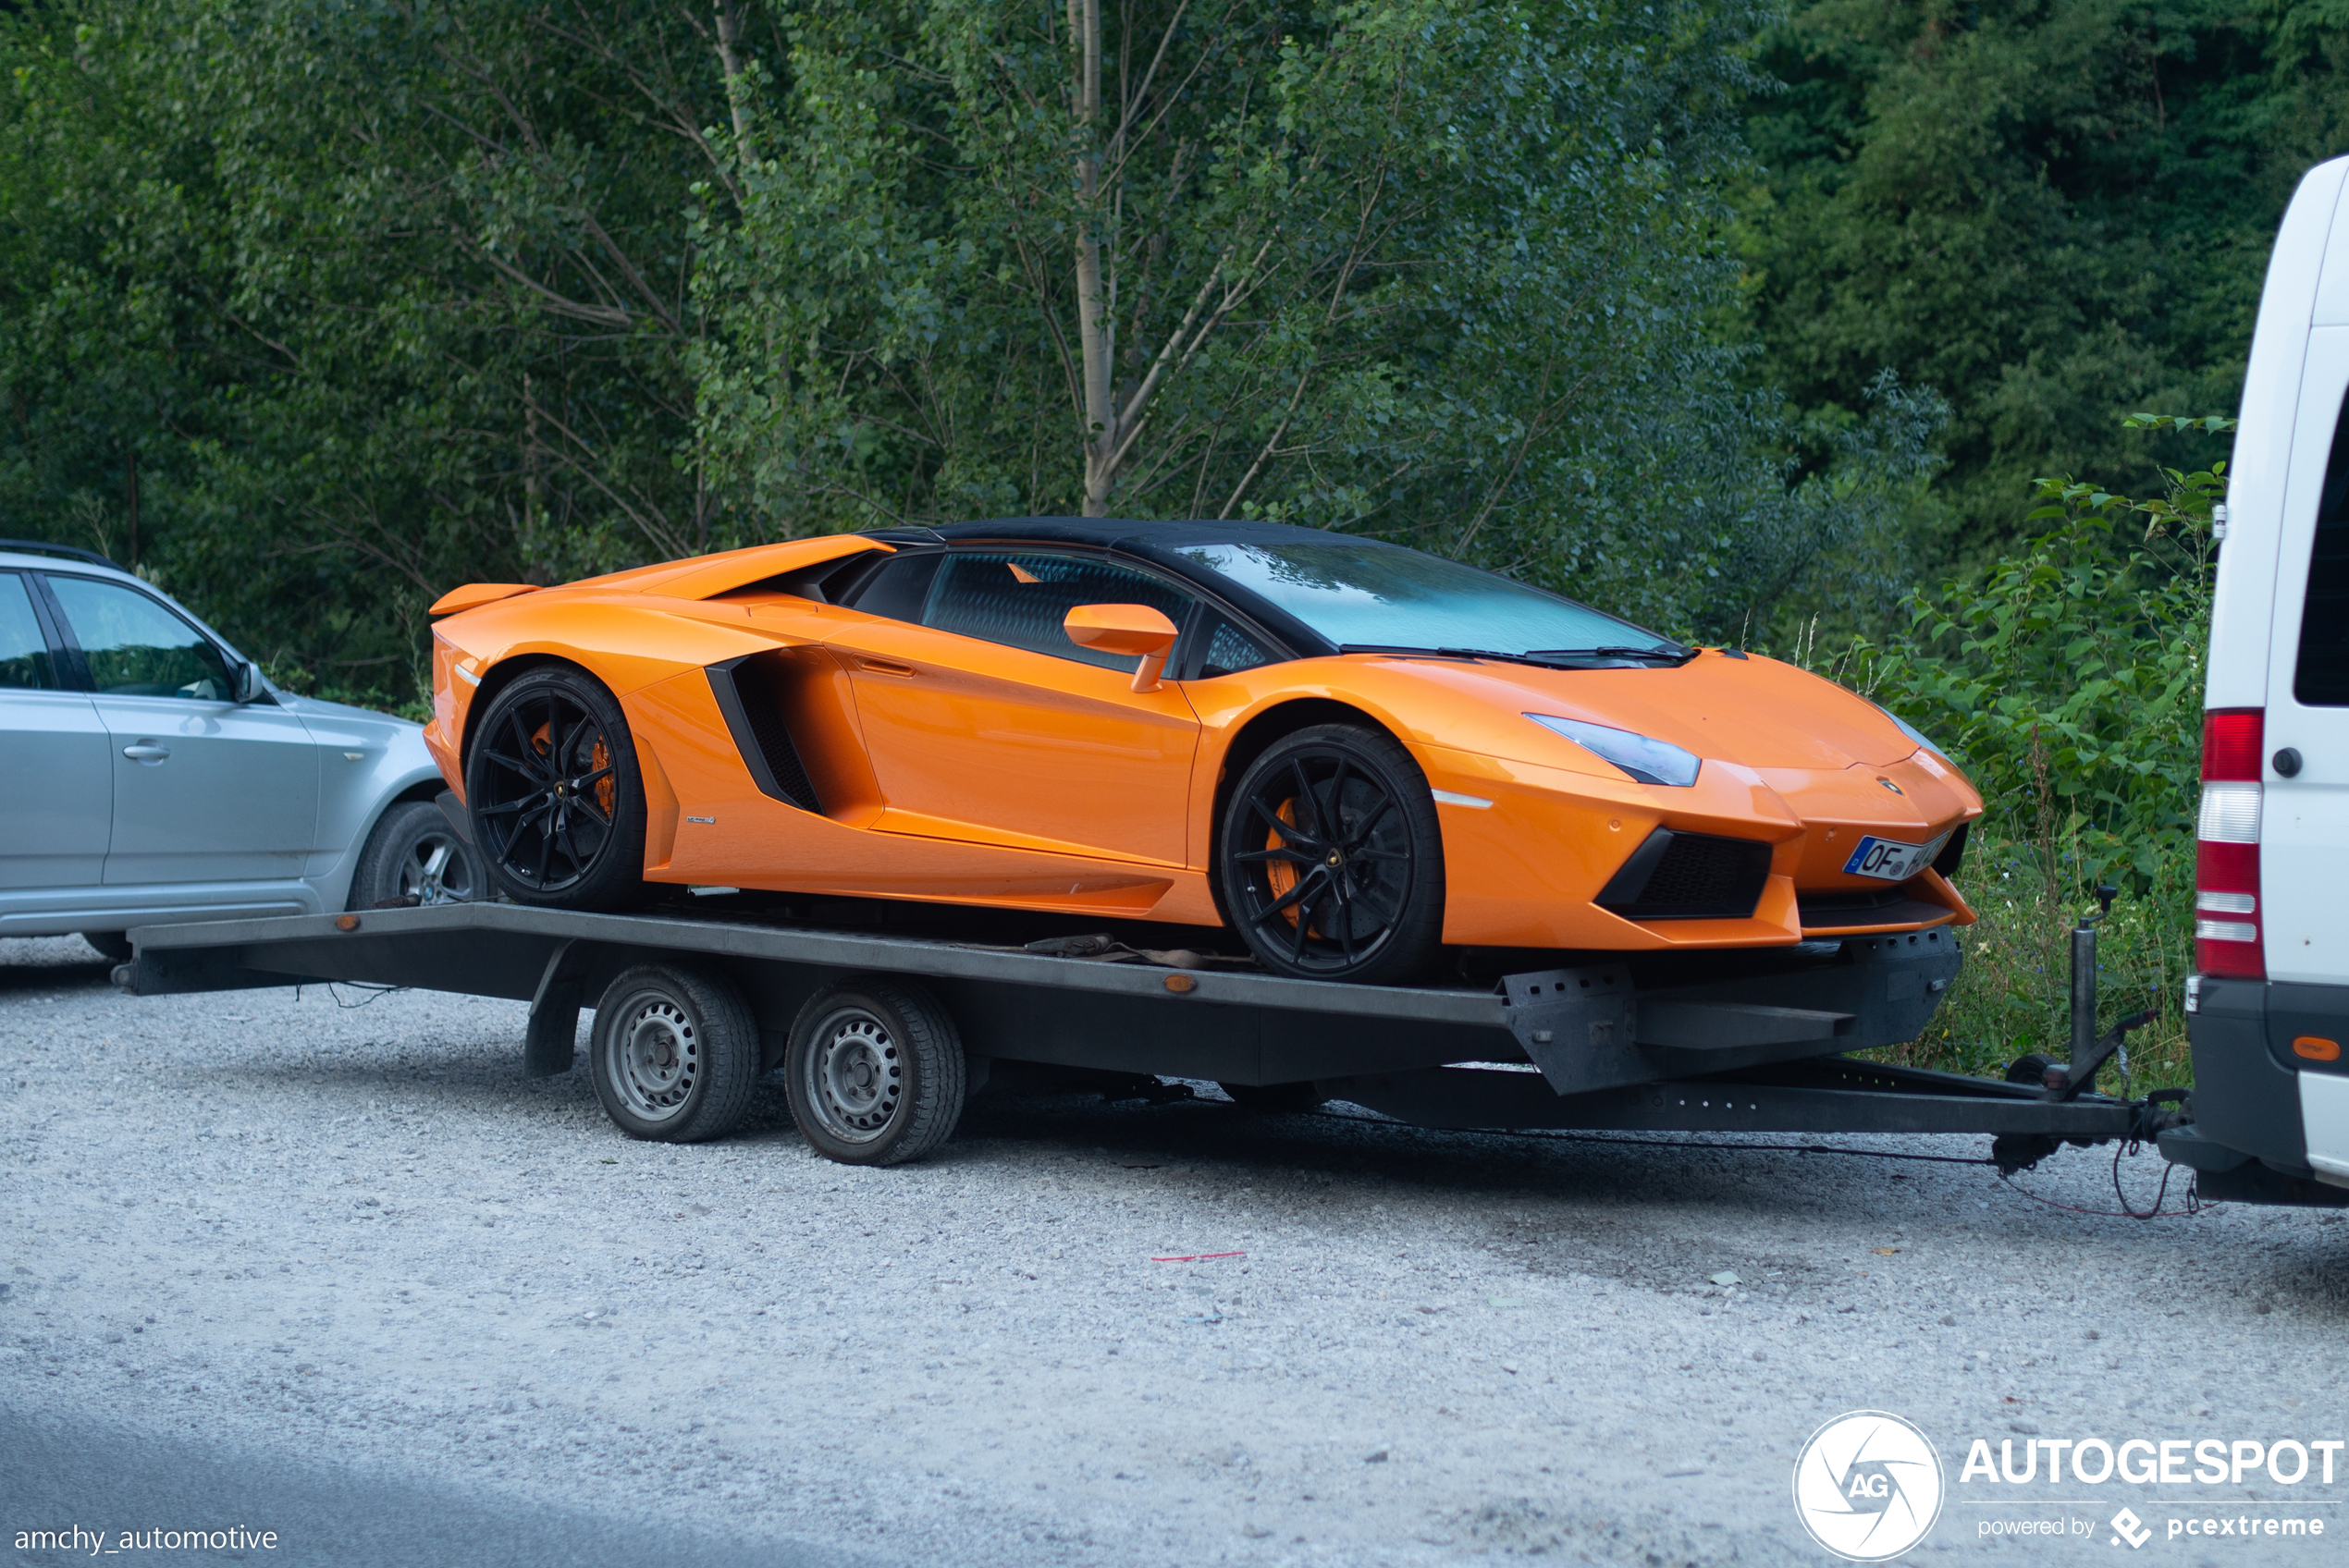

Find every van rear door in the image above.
[2264,218,2349,985]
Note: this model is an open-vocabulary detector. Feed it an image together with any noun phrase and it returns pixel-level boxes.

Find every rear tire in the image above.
[466,666,646,910]
[784,979,966,1167]
[80,932,131,962]
[348,800,486,910]
[587,963,760,1143]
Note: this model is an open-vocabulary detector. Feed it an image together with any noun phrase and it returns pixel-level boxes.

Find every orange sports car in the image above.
[423,520,1979,984]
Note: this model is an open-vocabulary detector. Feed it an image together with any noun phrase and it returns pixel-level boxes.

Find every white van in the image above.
[2162,155,2349,1204]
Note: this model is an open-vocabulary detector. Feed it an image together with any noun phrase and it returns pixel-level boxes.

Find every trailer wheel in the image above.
[784,980,966,1167]
[587,963,760,1143]
[1219,1081,1326,1113]
[2005,1053,2057,1087]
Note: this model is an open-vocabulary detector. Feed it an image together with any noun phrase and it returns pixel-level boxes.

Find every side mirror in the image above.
[231,660,264,704]
[1064,604,1181,693]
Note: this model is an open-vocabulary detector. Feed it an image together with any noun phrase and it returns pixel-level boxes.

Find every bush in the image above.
[1845,415,2227,1084]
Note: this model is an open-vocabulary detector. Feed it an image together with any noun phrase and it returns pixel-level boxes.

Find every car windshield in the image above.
[1173,540,1675,657]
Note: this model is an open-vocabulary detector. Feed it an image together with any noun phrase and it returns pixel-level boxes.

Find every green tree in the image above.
[694,0,1937,639]
[1738,0,2349,557]
[1,0,756,692]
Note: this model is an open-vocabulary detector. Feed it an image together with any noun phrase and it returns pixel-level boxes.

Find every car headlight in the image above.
[1524,714,1701,787]
[1875,704,1948,761]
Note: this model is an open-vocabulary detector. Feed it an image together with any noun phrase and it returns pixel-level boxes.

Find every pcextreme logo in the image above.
[1792,1411,1947,1562]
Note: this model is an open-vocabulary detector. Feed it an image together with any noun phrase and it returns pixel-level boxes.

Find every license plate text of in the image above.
[1841,834,1945,882]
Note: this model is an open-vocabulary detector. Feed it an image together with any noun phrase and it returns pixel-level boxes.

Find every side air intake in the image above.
[1595,828,1772,920]
[706,655,822,813]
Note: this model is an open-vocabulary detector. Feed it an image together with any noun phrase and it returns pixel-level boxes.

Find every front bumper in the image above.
[2162,974,2349,1205]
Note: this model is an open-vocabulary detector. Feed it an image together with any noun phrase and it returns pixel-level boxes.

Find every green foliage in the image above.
[0,0,1949,686]
[1738,0,2346,557]
[1888,828,2195,1090]
[1846,415,2228,1083]
[1851,423,2224,892]
[1,0,747,698]
[695,0,1936,642]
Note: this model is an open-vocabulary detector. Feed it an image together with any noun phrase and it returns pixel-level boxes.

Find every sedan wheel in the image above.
[347,800,486,912]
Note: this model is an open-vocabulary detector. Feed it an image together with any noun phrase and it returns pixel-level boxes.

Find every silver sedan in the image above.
[0,541,484,954]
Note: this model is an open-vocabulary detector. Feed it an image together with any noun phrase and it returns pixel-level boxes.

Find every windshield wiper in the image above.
[1340,643,1693,669]
[1339,643,1574,670]
[1523,644,1697,667]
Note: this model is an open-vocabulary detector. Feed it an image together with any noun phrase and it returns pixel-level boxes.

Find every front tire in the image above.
[465,666,646,910]
[348,800,486,910]
[1217,723,1445,984]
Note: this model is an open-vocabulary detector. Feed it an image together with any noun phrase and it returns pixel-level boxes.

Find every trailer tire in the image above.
[784,979,965,1167]
[1219,1081,1325,1113]
[2006,1053,2057,1087]
[587,963,760,1144]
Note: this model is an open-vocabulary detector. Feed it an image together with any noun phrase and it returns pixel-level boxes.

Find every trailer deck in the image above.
[111,901,2160,1170]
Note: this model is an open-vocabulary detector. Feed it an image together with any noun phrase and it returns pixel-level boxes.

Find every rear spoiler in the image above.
[425,535,893,617]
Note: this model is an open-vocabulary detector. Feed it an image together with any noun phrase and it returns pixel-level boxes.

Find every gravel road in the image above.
[5,932,2347,1566]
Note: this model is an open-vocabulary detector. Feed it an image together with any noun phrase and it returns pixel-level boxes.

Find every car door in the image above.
[826,549,1202,865]
[0,570,112,889]
[40,572,322,887]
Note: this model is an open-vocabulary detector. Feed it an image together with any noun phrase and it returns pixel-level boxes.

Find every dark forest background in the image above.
[6,0,2335,697]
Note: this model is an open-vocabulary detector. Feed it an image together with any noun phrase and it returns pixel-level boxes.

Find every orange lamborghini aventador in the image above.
[423,520,1980,984]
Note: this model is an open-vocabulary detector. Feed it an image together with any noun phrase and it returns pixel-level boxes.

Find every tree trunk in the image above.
[714,0,756,164]
[125,448,140,570]
[1073,0,1113,516]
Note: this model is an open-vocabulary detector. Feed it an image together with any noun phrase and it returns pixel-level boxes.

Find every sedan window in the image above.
[922,552,1193,671]
[0,573,56,689]
[46,576,236,700]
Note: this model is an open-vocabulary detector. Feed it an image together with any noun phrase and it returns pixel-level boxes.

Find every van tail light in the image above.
[2195,708,2264,980]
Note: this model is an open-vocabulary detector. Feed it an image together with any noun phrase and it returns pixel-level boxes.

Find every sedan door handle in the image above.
[122,743,171,763]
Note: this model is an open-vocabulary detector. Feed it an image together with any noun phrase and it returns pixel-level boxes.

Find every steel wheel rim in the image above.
[474,688,618,893]
[607,996,699,1123]
[400,831,476,905]
[1231,747,1413,974]
[801,1007,903,1144]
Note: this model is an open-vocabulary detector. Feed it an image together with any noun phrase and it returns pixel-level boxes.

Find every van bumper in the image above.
[2168,975,2349,1206]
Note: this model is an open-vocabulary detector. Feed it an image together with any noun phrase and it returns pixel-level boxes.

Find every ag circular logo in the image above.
[1791,1410,1945,1561]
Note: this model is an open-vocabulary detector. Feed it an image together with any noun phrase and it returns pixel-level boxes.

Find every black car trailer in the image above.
[112,895,2242,1184]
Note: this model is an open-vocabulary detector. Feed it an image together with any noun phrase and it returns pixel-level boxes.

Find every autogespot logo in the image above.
[1793,1411,1947,1561]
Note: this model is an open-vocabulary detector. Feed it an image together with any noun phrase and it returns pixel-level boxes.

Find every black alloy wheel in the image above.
[465,667,646,909]
[1218,723,1445,985]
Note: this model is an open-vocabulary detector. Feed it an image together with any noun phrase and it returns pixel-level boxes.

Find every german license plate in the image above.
[1841,833,1946,883]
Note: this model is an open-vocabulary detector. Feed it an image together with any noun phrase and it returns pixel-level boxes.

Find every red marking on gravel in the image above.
[1150,1251,1247,1263]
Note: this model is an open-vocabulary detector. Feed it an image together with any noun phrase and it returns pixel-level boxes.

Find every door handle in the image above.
[122,743,171,763]
[854,657,917,678]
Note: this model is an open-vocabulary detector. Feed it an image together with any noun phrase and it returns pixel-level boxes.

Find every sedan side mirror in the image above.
[1064,604,1181,693]
[231,660,265,704]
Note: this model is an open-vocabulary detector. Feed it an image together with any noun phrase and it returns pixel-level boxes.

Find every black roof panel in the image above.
[918,516,1386,552]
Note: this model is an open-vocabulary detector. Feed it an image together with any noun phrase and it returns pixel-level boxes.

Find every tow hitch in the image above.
[1988,887,2186,1177]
